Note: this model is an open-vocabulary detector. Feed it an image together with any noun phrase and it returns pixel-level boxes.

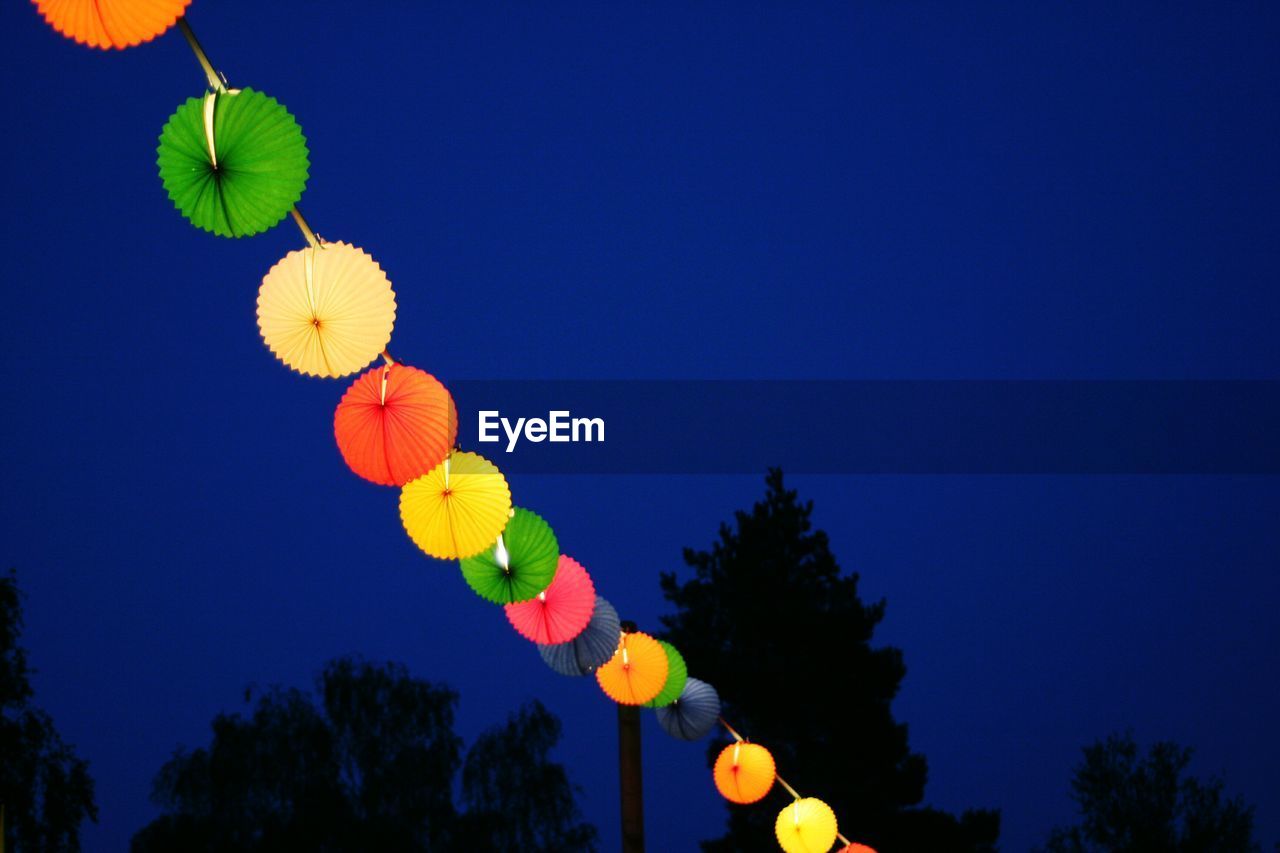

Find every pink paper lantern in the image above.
[504,555,596,644]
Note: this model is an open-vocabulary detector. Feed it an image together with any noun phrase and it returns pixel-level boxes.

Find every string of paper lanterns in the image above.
[720,718,865,851]
[31,5,878,851]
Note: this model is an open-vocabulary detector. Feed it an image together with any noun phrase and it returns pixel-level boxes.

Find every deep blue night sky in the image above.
[3,1,1279,850]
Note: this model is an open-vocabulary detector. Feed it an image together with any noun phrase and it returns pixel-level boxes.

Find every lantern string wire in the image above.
[177,19,220,92]
[289,208,322,248]
[171,13,859,850]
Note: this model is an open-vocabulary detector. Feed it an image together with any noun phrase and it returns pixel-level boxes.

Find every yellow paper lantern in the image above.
[595,631,668,705]
[776,797,838,853]
[400,451,511,560]
[257,242,396,378]
[712,742,775,804]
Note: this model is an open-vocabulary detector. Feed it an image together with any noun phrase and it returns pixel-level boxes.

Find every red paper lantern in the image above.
[334,363,456,486]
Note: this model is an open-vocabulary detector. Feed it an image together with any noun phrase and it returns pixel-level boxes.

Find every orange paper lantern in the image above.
[840,845,878,853]
[713,741,775,804]
[334,363,456,486]
[32,0,191,49]
[595,631,668,705]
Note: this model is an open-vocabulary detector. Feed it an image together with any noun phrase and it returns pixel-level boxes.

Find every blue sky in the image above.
[2,1,1278,849]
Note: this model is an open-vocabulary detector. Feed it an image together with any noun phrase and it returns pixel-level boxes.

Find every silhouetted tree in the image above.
[659,470,999,853]
[1039,732,1260,853]
[456,701,597,851]
[1,570,97,852]
[131,657,594,852]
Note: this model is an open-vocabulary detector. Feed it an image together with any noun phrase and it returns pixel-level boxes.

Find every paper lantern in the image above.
[157,88,309,238]
[839,845,877,853]
[538,596,620,676]
[655,677,720,741]
[505,555,595,644]
[258,242,396,378]
[32,0,190,49]
[400,451,511,560]
[776,798,839,853]
[596,631,668,706]
[713,742,775,804]
[334,364,454,485]
[641,640,688,709]
[459,508,559,605]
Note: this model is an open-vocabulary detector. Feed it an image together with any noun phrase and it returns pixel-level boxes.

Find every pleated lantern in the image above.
[839,845,878,853]
[158,88,309,238]
[459,508,559,605]
[538,596,620,676]
[334,364,455,485]
[505,555,595,644]
[776,798,839,853]
[655,677,721,741]
[400,451,511,560]
[713,742,776,804]
[32,0,190,49]
[258,242,396,378]
[596,631,668,706]
[641,640,688,709]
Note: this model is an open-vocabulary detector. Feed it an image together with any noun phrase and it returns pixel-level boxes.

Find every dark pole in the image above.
[618,621,645,852]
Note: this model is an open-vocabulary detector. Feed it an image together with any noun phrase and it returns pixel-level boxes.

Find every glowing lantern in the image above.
[596,631,668,706]
[538,596,620,676]
[776,798,839,853]
[157,88,309,238]
[32,0,190,49]
[839,845,878,853]
[505,555,595,644]
[641,640,687,709]
[459,508,559,605]
[400,451,511,560]
[655,677,720,741]
[333,364,454,485]
[257,242,396,378]
[713,741,775,804]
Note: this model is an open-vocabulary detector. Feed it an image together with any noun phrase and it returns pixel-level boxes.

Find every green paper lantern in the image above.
[157,88,309,238]
[642,640,688,708]
[459,508,559,605]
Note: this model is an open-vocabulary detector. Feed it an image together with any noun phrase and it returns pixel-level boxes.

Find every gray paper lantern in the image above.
[537,596,620,676]
[655,677,720,741]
